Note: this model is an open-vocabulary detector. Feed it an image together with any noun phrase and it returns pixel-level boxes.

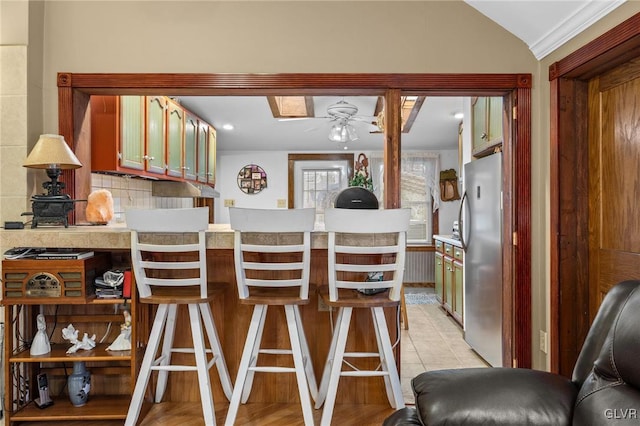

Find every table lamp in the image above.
[23,134,82,227]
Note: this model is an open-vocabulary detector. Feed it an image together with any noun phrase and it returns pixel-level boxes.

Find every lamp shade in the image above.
[23,134,82,169]
[328,121,359,143]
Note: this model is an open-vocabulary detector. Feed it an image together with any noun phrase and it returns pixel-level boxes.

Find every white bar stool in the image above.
[125,208,233,426]
[315,208,410,426]
[225,207,318,426]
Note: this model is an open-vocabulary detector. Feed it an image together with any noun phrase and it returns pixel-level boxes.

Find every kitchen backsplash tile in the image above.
[91,173,191,223]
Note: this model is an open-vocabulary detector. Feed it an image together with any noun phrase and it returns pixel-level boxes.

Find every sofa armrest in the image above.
[383,407,423,426]
[411,368,577,425]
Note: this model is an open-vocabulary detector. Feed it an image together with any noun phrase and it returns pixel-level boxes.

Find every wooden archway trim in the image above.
[57,72,532,368]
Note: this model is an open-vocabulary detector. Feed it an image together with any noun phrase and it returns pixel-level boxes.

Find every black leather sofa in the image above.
[384,280,640,425]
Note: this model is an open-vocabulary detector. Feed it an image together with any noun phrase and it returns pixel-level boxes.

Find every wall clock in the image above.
[237,164,267,194]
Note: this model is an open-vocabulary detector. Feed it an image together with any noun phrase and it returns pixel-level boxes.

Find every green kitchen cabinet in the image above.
[471,96,503,157]
[118,95,145,171]
[443,256,453,313]
[184,112,198,181]
[207,126,217,186]
[197,121,209,183]
[166,99,184,178]
[453,260,464,324]
[435,252,444,303]
[145,96,168,175]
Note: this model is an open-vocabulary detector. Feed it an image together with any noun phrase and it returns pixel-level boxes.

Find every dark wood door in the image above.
[588,60,640,319]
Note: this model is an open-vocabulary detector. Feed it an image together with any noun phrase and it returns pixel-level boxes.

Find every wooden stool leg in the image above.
[225,305,267,426]
[320,307,353,426]
[285,305,314,425]
[373,306,405,409]
[315,307,344,409]
[241,305,268,404]
[293,305,318,401]
[400,285,409,330]
[125,304,169,426]
[371,307,395,405]
[200,302,233,401]
[155,303,177,402]
[188,304,215,426]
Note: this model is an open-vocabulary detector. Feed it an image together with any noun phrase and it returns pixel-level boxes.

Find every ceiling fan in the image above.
[280,99,378,143]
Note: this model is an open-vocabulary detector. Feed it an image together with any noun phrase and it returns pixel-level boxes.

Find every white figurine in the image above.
[62,324,97,354]
[106,310,132,351]
[30,314,51,356]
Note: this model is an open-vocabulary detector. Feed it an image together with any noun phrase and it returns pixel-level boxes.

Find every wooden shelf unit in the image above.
[2,256,139,424]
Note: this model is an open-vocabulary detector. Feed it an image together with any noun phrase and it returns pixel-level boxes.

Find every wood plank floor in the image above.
[16,402,401,425]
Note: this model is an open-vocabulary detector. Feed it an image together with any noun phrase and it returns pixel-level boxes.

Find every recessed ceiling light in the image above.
[454,112,464,120]
[222,124,234,130]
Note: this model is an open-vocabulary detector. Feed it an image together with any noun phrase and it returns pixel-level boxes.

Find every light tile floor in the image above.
[400,288,489,404]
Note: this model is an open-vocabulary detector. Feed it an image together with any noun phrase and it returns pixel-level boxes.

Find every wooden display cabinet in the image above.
[1,256,141,424]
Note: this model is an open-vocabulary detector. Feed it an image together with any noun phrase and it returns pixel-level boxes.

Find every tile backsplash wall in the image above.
[91,173,191,223]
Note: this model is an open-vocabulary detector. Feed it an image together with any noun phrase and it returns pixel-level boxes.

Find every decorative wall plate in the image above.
[237,164,267,194]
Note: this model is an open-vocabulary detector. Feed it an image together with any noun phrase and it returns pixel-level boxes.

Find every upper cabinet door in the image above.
[146,96,167,175]
[167,99,184,178]
[197,121,208,183]
[471,96,503,158]
[119,96,145,170]
[487,96,503,144]
[207,126,217,186]
[184,112,198,181]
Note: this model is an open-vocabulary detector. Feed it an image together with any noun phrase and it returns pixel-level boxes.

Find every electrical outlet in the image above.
[277,199,287,208]
[539,330,548,354]
[224,199,235,207]
[318,297,331,312]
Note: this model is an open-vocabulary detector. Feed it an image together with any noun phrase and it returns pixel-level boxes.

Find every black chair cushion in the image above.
[412,368,578,425]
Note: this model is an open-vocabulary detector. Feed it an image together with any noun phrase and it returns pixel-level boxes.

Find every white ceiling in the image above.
[179,1,624,153]
[180,95,465,152]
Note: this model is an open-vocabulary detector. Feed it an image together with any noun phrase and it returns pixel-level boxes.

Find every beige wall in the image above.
[3,0,640,372]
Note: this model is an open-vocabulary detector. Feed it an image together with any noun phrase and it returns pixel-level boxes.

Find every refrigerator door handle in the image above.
[458,190,468,251]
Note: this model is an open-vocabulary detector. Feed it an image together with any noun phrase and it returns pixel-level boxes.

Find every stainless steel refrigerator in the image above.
[459,152,503,367]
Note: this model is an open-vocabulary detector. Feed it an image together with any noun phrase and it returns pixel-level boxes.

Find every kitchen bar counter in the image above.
[0,225,394,406]
[1,224,335,250]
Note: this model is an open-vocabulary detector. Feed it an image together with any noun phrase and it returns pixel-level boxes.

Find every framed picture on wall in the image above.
[238,164,267,194]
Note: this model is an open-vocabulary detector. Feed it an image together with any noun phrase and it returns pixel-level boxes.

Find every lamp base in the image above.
[43,167,65,196]
[30,195,75,228]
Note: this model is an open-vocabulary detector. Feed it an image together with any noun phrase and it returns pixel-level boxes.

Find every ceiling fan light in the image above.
[328,123,344,142]
[328,122,359,143]
[346,124,358,141]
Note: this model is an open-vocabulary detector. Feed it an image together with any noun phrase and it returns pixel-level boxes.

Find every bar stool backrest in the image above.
[324,208,411,302]
[229,207,315,300]
[126,207,209,299]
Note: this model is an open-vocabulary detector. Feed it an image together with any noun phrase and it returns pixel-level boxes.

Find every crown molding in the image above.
[530,0,626,60]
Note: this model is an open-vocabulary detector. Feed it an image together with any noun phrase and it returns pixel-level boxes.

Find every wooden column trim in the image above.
[58,75,76,223]
[514,86,532,368]
[383,89,401,209]
[549,77,561,373]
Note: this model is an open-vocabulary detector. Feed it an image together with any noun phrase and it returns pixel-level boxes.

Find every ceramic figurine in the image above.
[62,324,96,354]
[30,314,51,356]
[106,310,132,351]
